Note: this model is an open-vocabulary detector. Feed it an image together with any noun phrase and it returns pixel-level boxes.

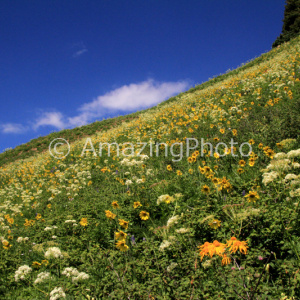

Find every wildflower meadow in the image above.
[1,36,300,299]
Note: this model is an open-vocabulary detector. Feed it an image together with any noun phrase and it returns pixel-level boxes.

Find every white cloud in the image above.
[68,79,189,126]
[33,112,65,130]
[2,79,190,133]
[0,123,27,134]
[72,42,88,58]
[73,48,88,58]
[68,112,91,127]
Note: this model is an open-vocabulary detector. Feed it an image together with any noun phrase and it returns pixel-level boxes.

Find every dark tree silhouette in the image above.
[272,0,300,47]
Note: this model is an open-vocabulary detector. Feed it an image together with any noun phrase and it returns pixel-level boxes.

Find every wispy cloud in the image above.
[0,123,28,134]
[73,48,88,58]
[33,112,65,130]
[68,79,190,126]
[72,42,88,58]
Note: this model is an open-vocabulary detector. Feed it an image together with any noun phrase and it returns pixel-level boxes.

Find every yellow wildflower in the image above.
[115,230,127,241]
[201,185,210,194]
[119,219,129,229]
[133,201,142,208]
[116,240,129,251]
[112,201,119,209]
[245,191,259,202]
[139,211,149,221]
[105,210,116,220]
[80,218,88,227]
[208,219,221,229]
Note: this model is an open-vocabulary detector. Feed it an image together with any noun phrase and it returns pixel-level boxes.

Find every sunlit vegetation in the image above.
[1,36,300,299]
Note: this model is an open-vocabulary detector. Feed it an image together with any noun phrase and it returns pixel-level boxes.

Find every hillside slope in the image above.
[1,37,300,299]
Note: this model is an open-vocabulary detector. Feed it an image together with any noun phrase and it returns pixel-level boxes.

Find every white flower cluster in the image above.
[175,228,190,234]
[62,267,89,283]
[290,178,300,187]
[159,236,177,251]
[64,219,76,224]
[135,178,144,184]
[159,240,171,251]
[262,171,279,185]
[14,265,32,282]
[157,194,175,205]
[44,225,58,231]
[139,154,149,160]
[167,215,180,227]
[119,154,149,167]
[120,158,142,166]
[275,148,300,160]
[72,272,90,283]
[16,237,29,243]
[284,174,298,181]
[262,148,300,197]
[146,169,154,176]
[262,150,300,186]
[64,219,78,226]
[34,271,51,284]
[266,159,291,172]
[44,247,64,259]
[166,262,178,273]
[274,152,287,159]
[287,149,300,159]
[293,162,300,168]
[50,287,66,300]
[290,188,300,198]
[62,267,79,277]
[125,179,133,185]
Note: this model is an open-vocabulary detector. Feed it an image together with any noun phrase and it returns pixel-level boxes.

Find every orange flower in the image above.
[221,254,231,266]
[227,237,248,254]
[212,240,226,256]
[198,240,226,261]
[198,242,214,261]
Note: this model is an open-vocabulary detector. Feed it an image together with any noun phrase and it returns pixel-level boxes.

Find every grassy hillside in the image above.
[1,36,300,299]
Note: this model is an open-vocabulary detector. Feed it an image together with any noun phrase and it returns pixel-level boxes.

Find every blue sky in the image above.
[0,0,285,151]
